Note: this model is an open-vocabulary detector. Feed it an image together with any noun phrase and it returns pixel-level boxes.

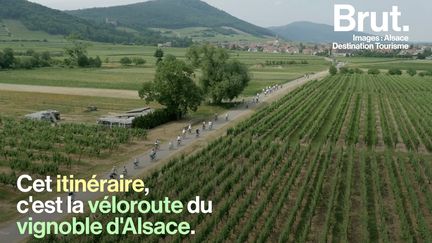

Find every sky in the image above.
[28,0,432,41]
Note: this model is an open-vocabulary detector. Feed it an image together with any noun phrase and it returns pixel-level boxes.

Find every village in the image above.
[206,39,432,58]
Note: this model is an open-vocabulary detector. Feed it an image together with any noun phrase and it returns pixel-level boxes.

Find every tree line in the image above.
[265,60,309,66]
[119,57,146,66]
[0,48,53,69]
[329,65,432,77]
[0,44,102,70]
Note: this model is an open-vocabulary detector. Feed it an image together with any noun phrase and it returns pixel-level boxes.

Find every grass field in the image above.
[0,90,147,122]
[57,73,432,242]
[0,40,330,96]
[0,67,153,90]
[0,21,330,96]
[0,65,319,93]
[0,90,230,124]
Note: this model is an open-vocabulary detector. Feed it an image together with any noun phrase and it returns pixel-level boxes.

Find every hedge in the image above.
[132,109,177,129]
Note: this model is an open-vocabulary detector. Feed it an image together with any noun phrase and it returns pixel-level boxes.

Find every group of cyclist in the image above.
[131,112,230,171]
[72,86,284,202]
[108,89,279,180]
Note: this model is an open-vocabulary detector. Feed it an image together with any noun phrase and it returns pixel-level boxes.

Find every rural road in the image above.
[0,83,140,99]
[0,70,329,242]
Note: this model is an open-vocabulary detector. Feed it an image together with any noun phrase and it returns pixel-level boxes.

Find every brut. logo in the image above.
[334,4,410,32]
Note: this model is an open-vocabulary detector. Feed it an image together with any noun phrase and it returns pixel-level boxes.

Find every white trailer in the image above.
[24,110,60,123]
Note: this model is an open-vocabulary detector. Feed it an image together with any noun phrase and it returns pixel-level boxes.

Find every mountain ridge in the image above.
[0,0,192,45]
[269,21,370,43]
[67,0,274,37]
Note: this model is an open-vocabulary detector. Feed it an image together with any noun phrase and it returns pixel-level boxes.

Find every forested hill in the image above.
[269,21,368,43]
[0,0,192,46]
[67,0,273,37]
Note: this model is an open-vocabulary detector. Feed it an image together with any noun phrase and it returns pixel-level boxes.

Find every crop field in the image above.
[56,73,432,242]
[0,118,147,222]
[336,57,404,64]
[0,19,66,42]
[353,60,432,72]
[337,57,432,71]
[0,118,146,181]
[0,90,227,223]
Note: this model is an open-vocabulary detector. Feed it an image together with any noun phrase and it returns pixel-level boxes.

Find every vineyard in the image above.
[49,74,432,242]
[0,118,146,185]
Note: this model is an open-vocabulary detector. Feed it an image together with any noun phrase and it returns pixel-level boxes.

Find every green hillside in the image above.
[152,27,270,42]
[67,0,274,37]
[0,0,191,46]
[0,19,66,41]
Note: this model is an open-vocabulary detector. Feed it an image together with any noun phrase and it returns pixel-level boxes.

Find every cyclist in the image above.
[133,158,139,169]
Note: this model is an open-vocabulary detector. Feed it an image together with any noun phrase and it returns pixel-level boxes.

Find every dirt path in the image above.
[0,70,329,242]
[0,83,140,99]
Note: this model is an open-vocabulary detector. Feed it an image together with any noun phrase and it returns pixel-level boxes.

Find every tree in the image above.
[407,68,417,76]
[138,55,202,119]
[40,51,51,67]
[88,56,102,68]
[0,48,15,69]
[299,43,305,53]
[133,57,146,65]
[329,65,338,75]
[417,48,432,60]
[77,55,89,67]
[186,44,250,104]
[210,60,250,102]
[0,52,4,69]
[424,47,432,57]
[368,68,380,75]
[120,57,132,66]
[26,49,36,56]
[64,42,101,68]
[354,68,364,74]
[15,57,36,69]
[64,41,89,66]
[388,68,402,75]
[417,53,426,60]
[154,49,164,63]
[339,67,351,74]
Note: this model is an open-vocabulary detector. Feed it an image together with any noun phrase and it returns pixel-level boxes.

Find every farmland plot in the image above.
[0,118,146,185]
